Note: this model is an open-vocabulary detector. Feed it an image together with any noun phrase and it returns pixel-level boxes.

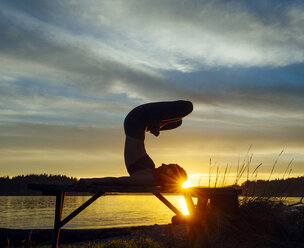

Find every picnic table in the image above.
[28,183,241,248]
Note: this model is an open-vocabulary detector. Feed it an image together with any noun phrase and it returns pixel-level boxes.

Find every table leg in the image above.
[52,191,65,248]
[153,193,183,216]
[197,196,208,211]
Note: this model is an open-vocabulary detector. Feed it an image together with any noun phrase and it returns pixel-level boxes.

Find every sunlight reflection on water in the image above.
[180,197,189,215]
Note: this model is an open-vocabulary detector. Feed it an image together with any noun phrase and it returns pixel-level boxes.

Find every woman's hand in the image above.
[148,120,161,136]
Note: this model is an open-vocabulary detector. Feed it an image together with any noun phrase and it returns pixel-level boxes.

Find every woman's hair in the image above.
[155,163,188,186]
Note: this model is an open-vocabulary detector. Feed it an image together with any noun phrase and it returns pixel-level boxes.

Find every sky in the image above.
[0,0,303,186]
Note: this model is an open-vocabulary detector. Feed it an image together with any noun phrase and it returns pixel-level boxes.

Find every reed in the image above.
[251,162,262,178]
[220,164,229,187]
[208,158,212,188]
[275,159,294,197]
[206,148,301,199]
[213,165,219,188]
[282,158,294,179]
[235,156,240,185]
[234,145,253,185]
[268,149,284,181]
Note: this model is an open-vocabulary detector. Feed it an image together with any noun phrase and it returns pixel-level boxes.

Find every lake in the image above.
[0,195,301,229]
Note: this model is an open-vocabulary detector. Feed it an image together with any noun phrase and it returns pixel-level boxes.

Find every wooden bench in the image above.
[28,184,241,248]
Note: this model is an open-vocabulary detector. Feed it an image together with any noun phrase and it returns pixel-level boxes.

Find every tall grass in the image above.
[282,158,294,179]
[268,149,284,181]
[206,148,300,195]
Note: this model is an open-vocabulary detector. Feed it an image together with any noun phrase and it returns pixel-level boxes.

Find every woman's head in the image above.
[155,163,188,186]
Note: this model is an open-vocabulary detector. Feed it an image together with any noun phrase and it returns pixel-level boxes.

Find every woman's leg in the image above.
[146,100,193,122]
[124,100,192,140]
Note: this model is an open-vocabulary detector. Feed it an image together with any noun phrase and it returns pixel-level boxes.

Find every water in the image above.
[0,196,301,229]
[0,195,190,229]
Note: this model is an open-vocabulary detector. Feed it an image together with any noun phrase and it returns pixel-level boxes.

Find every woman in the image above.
[76,100,193,188]
[124,100,193,185]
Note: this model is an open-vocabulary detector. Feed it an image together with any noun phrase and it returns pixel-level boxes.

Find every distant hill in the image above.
[240,176,304,197]
[0,174,77,195]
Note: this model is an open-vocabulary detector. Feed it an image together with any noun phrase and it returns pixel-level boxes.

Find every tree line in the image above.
[241,176,304,197]
[0,174,77,195]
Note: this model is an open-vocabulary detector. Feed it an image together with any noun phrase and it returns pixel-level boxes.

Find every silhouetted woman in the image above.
[123,100,193,185]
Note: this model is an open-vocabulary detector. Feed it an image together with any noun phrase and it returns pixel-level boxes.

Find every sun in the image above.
[182,181,191,189]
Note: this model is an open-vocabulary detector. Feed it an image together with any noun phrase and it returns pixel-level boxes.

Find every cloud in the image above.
[1,0,303,115]
[2,0,304,76]
[78,0,304,69]
[0,78,133,126]
[0,3,167,98]
[0,122,125,153]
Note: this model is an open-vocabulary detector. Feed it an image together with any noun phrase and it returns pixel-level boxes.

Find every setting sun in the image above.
[182,181,191,189]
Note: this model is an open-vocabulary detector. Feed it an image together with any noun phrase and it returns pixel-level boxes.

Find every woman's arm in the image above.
[75,170,159,190]
[147,119,183,136]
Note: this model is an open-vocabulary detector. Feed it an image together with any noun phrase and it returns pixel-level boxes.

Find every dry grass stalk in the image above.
[220,164,229,187]
[208,158,212,188]
[282,158,294,179]
[268,149,284,181]
[235,156,240,185]
[214,165,219,188]
[251,163,262,178]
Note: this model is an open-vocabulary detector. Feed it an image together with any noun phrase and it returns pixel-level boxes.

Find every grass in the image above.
[15,238,164,248]
[62,238,164,248]
[185,197,303,248]
[206,148,302,195]
[239,197,303,246]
